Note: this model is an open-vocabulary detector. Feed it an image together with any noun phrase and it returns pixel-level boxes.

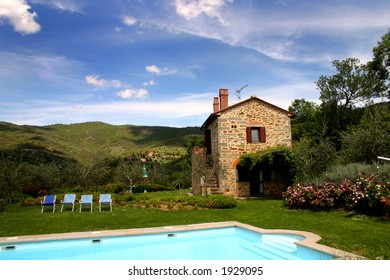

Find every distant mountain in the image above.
[0,121,202,164]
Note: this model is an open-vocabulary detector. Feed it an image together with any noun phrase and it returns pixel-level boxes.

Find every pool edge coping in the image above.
[0,221,363,260]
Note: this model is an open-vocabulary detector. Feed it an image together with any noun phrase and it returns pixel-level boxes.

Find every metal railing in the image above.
[377,156,390,168]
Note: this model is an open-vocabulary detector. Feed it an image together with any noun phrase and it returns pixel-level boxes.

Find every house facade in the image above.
[194,88,294,197]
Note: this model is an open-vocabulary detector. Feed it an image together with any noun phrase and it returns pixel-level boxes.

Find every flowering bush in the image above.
[283,174,390,216]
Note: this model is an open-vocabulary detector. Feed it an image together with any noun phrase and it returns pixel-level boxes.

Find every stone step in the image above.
[209,187,223,195]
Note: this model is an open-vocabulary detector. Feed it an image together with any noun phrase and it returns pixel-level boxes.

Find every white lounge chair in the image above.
[61,194,76,212]
[99,194,112,212]
[79,194,93,213]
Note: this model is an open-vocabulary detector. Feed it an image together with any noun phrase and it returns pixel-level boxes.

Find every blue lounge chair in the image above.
[61,194,76,212]
[99,194,112,212]
[79,194,93,213]
[41,195,56,213]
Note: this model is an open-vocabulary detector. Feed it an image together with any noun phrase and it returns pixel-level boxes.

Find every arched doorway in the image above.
[236,148,296,197]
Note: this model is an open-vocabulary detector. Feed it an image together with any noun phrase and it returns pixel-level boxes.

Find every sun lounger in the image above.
[60,194,76,212]
[41,195,56,213]
[79,194,93,213]
[99,194,112,212]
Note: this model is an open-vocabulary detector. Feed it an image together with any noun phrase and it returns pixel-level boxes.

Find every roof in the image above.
[201,95,294,129]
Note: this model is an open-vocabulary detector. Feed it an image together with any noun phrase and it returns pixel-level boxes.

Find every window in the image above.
[252,128,260,142]
[246,127,266,143]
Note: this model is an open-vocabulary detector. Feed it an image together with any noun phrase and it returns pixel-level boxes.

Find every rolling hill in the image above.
[0,121,203,164]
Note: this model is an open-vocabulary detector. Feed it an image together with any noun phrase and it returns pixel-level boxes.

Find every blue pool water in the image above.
[0,227,335,260]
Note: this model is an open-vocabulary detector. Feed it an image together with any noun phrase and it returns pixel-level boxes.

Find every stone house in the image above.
[193,88,294,197]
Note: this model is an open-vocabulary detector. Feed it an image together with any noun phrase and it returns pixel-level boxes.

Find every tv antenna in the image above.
[236,84,248,101]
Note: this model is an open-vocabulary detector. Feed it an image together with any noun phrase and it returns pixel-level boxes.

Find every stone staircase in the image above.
[205,173,222,195]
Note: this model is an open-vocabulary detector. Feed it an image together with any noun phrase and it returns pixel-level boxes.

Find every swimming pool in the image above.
[0,222,359,260]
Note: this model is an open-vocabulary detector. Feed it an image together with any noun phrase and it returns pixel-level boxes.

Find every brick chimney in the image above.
[219,88,228,110]
[213,97,220,113]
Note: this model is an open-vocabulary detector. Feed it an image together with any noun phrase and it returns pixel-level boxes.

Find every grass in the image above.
[1,190,389,260]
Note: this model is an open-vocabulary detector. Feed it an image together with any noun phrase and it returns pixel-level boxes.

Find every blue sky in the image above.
[0,0,389,127]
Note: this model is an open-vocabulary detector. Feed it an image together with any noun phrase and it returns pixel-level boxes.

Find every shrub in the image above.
[112,193,135,206]
[93,183,128,194]
[130,194,237,210]
[21,197,40,207]
[322,163,390,184]
[283,174,390,216]
[132,184,174,193]
[282,183,337,211]
[343,175,390,215]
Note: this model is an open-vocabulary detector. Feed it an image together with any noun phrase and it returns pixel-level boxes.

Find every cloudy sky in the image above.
[0,0,389,127]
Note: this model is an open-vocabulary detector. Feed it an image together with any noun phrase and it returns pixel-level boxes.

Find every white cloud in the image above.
[123,15,137,26]
[174,0,228,25]
[0,92,223,126]
[152,1,390,63]
[143,80,155,86]
[30,0,83,13]
[85,74,148,99]
[116,88,148,99]
[85,75,125,88]
[85,75,107,87]
[0,51,84,88]
[50,0,81,12]
[145,65,163,75]
[0,0,41,35]
[145,65,176,75]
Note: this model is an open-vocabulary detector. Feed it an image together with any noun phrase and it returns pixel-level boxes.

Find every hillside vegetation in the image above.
[0,121,202,164]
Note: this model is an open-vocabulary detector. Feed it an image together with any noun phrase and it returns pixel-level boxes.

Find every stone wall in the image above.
[263,181,286,197]
[233,182,250,197]
[208,97,292,197]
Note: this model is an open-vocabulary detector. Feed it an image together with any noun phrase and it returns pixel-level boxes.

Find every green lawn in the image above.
[0,190,389,260]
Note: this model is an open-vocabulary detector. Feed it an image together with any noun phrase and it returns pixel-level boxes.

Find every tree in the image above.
[340,104,390,163]
[315,58,386,144]
[21,162,61,197]
[0,152,24,203]
[183,134,204,161]
[115,159,142,193]
[293,136,337,181]
[316,58,387,109]
[191,148,225,195]
[370,30,390,98]
[288,99,319,140]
